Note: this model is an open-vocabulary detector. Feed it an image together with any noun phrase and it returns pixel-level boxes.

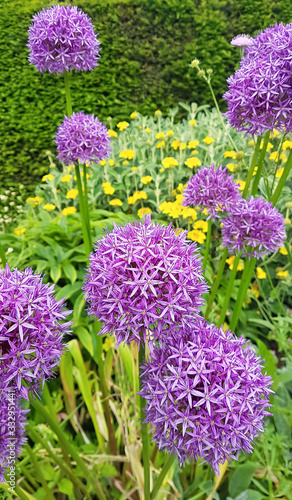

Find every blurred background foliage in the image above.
[0,0,291,194]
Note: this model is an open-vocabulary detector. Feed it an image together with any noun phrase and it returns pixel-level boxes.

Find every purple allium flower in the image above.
[55,112,111,165]
[230,34,254,47]
[28,4,100,74]
[139,319,273,475]
[224,23,292,135]
[222,196,286,259]
[0,265,71,400]
[0,388,29,483]
[182,164,241,219]
[84,215,207,346]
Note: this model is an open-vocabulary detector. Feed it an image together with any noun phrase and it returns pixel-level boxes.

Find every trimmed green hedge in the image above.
[0,0,291,191]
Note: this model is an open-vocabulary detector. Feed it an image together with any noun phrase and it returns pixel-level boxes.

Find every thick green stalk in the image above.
[251,130,270,196]
[30,398,106,500]
[150,455,176,500]
[75,163,92,257]
[218,253,241,326]
[0,244,7,268]
[229,257,257,331]
[271,149,292,205]
[205,247,228,320]
[242,136,261,198]
[207,81,238,151]
[82,163,91,242]
[202,220,212,270]
[64,70,73,116]
[139,345,150,500]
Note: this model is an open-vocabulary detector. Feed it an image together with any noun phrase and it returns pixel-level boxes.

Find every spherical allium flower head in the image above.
[0,265,71,400]
[222,196,286,259]
[0,388,29,483]
[55,112,111,165]
[28,4,100,73]
[182,164,241,219]
[84,215,207,346]
[224,23,292,136]
[140,319,273,475]
[230,34,254,47]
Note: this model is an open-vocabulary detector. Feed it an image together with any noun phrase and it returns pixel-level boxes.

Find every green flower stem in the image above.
[271,149,292,205]
[207,80,238,152]
[218,253,241,326]
[64,70,72,117]
[25,444,55,500]
[75,163,92,258]
[27,423,91,499]
[82,163,91,240]
[242,136,261,198]
[168,169,174,196]
[229,257,257,331]
[205,247,228,320]
[30,398,107,500]
[251,130,270,196]
[0,244,7,268]
[139,344,150,500]
[202,219,212,271]
[150,454,176,500]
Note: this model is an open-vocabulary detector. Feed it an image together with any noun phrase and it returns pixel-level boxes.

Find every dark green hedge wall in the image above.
[0,0,291,190]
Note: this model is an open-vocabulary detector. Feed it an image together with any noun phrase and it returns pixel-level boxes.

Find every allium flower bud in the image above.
[28,4,100,74]
[230,34,254,47]
[55,112,111,165]
[0,388,29,483]
[0,265,71,400]
[222,196,286,258]
[183,164,241,219]
[84,215,207,346]
[140,319,273,475]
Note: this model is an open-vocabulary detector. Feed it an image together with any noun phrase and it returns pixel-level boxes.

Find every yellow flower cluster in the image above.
[256,267,266,279]
[203,137,214,145]
[156,141,166,148]
[156,132,165,139]
[102,182,115,195]
[42,174,54,182]
[167,130,174,136]
[61,174,72,183]
[279,246,288,255]
[141,176,152,185]
[185,157,201,169]
[276,268,288,279]
[188,140,199,149]
[160,193,197,221]
[226,163,235,172]
[130,111,139,119]
[137,207,152,218]
[236,180,246,191]
[128,191,147,204]
[224,151,237,160]
[187,229,206,244]
[117,121,129,131]
[66,189,78,200]
[109,199,122,206]
[108,129,117,138]
[171,140,186,150]
[162,157,178,169]
[189,119,196,126]
[14,228,26,236]
[226,256,244,272]
[282,140,292,150]
[43,204,56,211]
[119,149,135,160]
[26,196,41,207]
[269,151,287,162]
[62,206,76,216]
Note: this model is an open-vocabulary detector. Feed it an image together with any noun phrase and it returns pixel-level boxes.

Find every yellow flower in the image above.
[109,159,115,166]
[103,337,115,351]
[43,204,56,211]
[253,167,258,176]
[119,149,135,160]
[137,207,152,218]
[66,189,78,200]
[162,157,178,169]
[260,141,273,151]
[128,196,135,205]
[26,196,41,207]
[171,140,181,150]
[276,167,284,178]
[226,163,235,172]
[108,129,117,138]
[185,157,201,169]
[256,267,266,279]
[130,111,138,119]
[42,174,54,182]
[102,182,115,195]
[269,151,279,161]
[236,180,246,191]
[176,183,184,193]
[134,191,147,200]
[284,218,291,224]
[100,160,107,166]
[282,140,292,150]
[156,132,165,139]
[141,175,152,185]
[188,140,199,149]
[181,207,197,221]
[271,129,280,137]
[123,160,129,165]
[187,229,206,244]
[281,152,287,162]
[279,246,288,255]
[14,228,26,236]
[117,121,129,131]
[277,270,288,279]
[154,110,162,116]
[193,220,208,232]
[61,174,72,183]
[180,142,187,150]
[66,165,73,171]
[109,199,123,206]
[248,140,255,146]
[62,206,77,216]
[224,151,237,159]
[156,140,166,148]
[132,166,137,171]
[203,136,214,145]
[250,283,260,298]
[226,256,244,271]
[145,127,151,133]
[189,119,196,126]
[159,168,164,172]
[167,130,174,136]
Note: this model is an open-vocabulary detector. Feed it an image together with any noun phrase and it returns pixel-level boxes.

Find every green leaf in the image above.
[58,478,74,496]
[99,464,118,477]
[55,282,82,301]
[229,462,258,498]
[62,262,77,284]
[75,326,93,356]
[234,491,263,500]
[73,292,86,324]
[50,264,62,283]
[255,339,277,378]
